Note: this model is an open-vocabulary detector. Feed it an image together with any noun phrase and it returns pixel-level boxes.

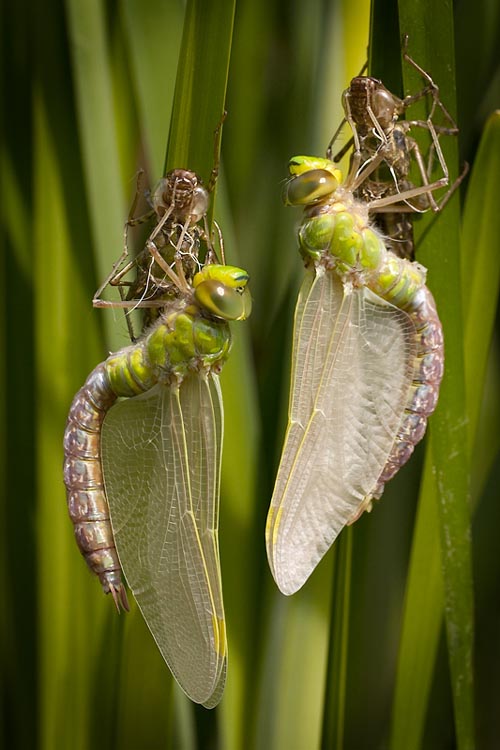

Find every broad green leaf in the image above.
[121,0,184,178]
[254,557,334,750]
[166,0,236,202]
[33,76,112,750]
[393,4,474,750]
[321,530,353,749]
[462,112,500,444]
[65,0,128,351]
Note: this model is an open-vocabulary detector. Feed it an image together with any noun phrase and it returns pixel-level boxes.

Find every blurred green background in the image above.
[2,0,500,748]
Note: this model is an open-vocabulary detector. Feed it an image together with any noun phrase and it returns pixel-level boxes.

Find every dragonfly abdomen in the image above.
[63,363,129,610]
[373,284,444,498]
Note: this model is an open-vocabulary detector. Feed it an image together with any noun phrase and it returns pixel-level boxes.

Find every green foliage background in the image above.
[2,0,500,748]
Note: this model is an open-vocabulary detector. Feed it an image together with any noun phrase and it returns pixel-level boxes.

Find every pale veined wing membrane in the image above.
[267,269,417,595]
[267,266,346,531]
[101,374,226,708]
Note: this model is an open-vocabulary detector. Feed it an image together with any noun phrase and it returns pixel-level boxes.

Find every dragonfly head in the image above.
[284,156,343,206]
[193,265,252,321]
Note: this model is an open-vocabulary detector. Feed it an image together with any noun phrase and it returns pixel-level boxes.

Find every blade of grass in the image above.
[389,459,445,750]
[166,0,236,201]
[1,149,36,750]
[33,88,111,750]
[216,181,261,749]
[254,558,334,750]
[461,112,500,447]
[65,0,128,351]
[390,5,477,747]
[321,529,353,749]
[391,109,500,750]
[369,0,402,89]
[33,5,118,749]
[121,0,184,178]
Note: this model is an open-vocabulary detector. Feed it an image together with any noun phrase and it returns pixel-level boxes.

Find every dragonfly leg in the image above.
[403,133,443,212]
[402,34,459,133]
[207,110,227,193]
[367,174,448,211]
[326,115,348,161]
[397,116,465,214]
[212,219,226,265]
[201,215,217,265]
[147,240,186,291]
[426,160,469,213]
[348,147,387,192]
[93,170,155,304]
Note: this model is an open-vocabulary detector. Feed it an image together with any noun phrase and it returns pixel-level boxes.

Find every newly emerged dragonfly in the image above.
[266,155,444,596]
[64,261,252,707]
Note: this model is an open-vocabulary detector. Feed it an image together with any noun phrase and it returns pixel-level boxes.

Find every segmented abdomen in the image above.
[63,331,158,611]
[373,283,444,498]
[63,363,130,611]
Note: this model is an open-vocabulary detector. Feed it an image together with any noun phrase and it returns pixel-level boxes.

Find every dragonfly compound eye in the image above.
[194,280,252,321]
[283,169,340,206]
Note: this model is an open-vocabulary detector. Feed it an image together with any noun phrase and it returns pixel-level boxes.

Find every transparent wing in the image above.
[101,373,226,708]
[267,267,417,595]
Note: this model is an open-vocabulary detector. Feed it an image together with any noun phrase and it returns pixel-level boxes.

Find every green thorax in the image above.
[105,301,231,398]
[103,263,251,398]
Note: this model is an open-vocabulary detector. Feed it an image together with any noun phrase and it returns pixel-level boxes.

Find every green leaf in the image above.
[321,529,353,749]
[33,53,113,750]
[390,6,480,748]
[65,0,128,350]
[121,0,184,178]
[166,0,236,201]
[254,557,334,750]
[462,112,500,446]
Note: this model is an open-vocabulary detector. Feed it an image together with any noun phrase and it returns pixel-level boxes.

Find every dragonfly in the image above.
[64,260,252,707]
[266,153,445,596]
[328,38,465,259]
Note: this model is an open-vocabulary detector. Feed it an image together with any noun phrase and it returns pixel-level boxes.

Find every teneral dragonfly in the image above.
[266,154,445,596]
[64,260,251,706]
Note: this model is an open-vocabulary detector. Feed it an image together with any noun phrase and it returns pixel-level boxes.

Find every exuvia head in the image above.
[345,77,402,131]
[193,265,252,321]
[283,156,343,206]
[153,169,210,222]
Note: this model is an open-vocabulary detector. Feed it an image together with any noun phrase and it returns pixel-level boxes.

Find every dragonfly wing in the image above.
[101,374,226,708]
[267,267,417,595]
